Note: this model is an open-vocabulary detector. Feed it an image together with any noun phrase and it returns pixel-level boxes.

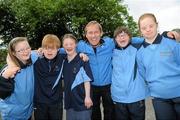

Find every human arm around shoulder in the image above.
[172,29,180,41]
[162,30,180,41]
[76,40,86,53]
[1,66,19,79]
[79,53,89,62]
[0,65,18,99]
[5,55,20,79]
[131,37,144,44]
[59,45,89,61]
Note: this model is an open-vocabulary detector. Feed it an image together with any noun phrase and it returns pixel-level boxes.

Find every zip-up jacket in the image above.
[77,37,114,86]
[63,54,93,111]
[136,34,180,99]
[0,51,38,120]
[34,52,65,105]
[111,44,149,103]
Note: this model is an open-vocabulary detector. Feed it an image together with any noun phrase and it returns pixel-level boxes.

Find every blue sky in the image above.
[123,0,180,33]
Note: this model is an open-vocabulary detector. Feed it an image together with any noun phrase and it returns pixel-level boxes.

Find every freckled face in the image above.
[43,46,58,60]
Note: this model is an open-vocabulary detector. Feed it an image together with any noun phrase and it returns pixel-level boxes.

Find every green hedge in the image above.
[0,49,6,119]
[0,49,7,69]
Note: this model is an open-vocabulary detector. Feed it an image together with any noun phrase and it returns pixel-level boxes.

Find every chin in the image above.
[119,44,126,48]
[94,42,99,45]
[24,57,30,61]
[49,56,55,60]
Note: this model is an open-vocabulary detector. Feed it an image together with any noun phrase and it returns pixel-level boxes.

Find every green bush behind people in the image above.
[0,49,7,68]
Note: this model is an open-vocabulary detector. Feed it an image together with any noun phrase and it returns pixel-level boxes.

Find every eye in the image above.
[16,47,31,53]
[149,24,154,28]
[141,27,146,31]
[87,31,93,35]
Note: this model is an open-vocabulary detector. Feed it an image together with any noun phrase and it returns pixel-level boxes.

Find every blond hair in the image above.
[138,13,158,29]
[8,37,29,67]
[62,34,77,44]
[84,21,103,35]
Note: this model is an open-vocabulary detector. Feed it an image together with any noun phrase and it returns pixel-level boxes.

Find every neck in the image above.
[19,59,28,65]
[67,52,77,62]
[145,33,158,44]
[91,43,100,48]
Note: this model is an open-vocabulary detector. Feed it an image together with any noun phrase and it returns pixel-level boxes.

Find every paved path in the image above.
[62,98,156,120]
[0,98,155,120]
[145,98,156,120]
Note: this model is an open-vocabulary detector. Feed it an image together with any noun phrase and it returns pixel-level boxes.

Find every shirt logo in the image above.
[160,51,172,57]
[73,67,77,74]
[54,66,60,72]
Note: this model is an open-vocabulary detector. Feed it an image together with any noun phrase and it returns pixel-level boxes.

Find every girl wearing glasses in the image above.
[0,37,38,120]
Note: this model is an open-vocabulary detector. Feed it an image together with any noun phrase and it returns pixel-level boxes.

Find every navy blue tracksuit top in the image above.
[63,54,94,111]
[34,53,65,105]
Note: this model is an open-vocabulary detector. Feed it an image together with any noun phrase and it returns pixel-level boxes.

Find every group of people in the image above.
[0,33,93,120]
[0,12,180,120]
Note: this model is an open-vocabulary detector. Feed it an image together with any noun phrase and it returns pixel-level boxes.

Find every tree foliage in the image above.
[0,0,139,48]
[0,1,24,45]
[0,49,7,68]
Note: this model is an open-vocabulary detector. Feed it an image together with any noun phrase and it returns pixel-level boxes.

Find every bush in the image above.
[0,49,7,69]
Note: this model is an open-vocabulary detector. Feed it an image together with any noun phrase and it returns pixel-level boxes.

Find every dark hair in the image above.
[172,28,180,34]
[114,26,132,39]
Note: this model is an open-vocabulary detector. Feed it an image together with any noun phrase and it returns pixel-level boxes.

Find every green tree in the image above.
[0,49,7,68]
[0,0,139,48]
[0,1,24,45]
[61,0,139,37]
[8,0,68,48]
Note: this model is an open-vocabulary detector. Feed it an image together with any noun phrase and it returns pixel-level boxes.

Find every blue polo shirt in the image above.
[136,34,180,98]
[0,51,38,120]
[63,53,93,111]
[111,43,149,103]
